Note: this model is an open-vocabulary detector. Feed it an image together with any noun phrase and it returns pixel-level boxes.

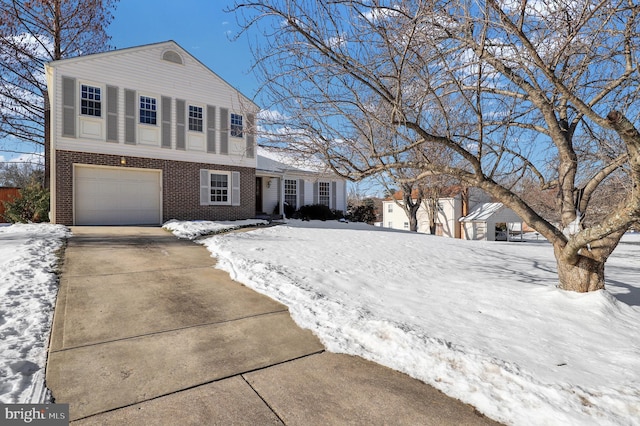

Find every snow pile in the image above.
[167,220,640,426]
[0,223,70,404]
[162,219,268,240]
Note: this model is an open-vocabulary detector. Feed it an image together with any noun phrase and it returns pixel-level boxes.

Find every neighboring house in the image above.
[45,41,259,225]
[383,190,464,237]
[382,188,525,241]
[256,146,347,216]
[459,202,524,241]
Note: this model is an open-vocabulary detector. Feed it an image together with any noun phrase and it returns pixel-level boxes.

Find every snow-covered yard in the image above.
[0,223,69,404]
[168,220,640,426]
[1,219,639,425]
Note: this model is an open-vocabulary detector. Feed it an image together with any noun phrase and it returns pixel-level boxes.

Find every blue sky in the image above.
[108,0,258,99]
[1,1,260,164]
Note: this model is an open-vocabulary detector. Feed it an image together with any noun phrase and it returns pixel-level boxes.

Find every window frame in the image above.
[230,113,243,138]
[188,104,203,132]
[387,203,393,213]
[208,170,231,206]
[139,95,158,125]
[80,84,102,117]
[318,181,330,207]
[284,179,297,209]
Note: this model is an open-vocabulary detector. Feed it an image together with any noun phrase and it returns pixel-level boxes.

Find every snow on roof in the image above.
[460,202,504,222]
[257,146,330,174]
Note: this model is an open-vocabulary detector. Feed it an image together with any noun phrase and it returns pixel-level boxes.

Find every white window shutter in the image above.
[200,169,209,205]
[231,171,240,206]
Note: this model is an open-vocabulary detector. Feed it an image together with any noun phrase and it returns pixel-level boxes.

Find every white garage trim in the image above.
[73,164,162,225]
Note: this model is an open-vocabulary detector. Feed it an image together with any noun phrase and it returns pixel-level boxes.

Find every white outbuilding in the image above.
[460,202,524,241]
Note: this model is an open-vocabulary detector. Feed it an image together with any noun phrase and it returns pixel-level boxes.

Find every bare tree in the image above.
[235,0,640,293]
[0,161,43,187]
[0,0,118,171]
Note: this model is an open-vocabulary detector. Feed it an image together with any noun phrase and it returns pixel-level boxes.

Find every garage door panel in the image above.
[74,166,162,226]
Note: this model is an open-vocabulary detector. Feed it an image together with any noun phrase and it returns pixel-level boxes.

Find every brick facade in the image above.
[55,150,256,225]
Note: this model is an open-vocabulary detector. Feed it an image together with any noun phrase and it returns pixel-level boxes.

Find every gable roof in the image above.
[460,202,504,221]
[256,146,330,175]
[386,185,464,201]
[45,40,258,110]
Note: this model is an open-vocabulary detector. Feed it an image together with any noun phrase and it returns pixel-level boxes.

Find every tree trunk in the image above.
[409,211,418,232]
[555,251,605,292]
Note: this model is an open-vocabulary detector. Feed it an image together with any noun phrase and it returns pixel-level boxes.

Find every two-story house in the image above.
[45,41,259,226]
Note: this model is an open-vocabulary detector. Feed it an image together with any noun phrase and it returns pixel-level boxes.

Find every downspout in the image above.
[45,64,56,223]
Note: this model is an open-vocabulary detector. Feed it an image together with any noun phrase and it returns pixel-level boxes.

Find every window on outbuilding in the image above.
[80,85,101,117]
[388,203,393,212]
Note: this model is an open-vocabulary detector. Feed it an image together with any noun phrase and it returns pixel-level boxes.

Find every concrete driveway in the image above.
[46,226,500,425]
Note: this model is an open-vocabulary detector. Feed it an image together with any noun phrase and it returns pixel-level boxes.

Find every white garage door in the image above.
[74,165,162,225]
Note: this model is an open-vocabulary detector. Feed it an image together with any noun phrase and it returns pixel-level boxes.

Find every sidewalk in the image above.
[46,226,500,425]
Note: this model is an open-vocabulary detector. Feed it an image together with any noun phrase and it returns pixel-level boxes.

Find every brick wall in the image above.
[55,150,255,225]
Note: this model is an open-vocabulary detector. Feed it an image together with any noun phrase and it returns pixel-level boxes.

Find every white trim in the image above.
[206,170,232,206]
[187,102,206,151]
[230,112,244,139]
[78,80,106,140]
[55,139,257,168]
[138,92,161,147]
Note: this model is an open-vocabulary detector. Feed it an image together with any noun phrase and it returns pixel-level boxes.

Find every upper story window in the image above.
[139,96,157,125]
[80,85,101,117]
[189,105,203,132]
[162,50,183,65]
[319,181,330,207]
[387,203,393,213]
[230,113,243,138]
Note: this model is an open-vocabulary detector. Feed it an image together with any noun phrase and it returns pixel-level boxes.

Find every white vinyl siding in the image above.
[50,42,257,168]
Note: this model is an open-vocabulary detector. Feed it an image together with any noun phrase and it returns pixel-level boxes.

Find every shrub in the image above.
[298,204,336,221]
[347,203,376,223]
[283,201,296,219]
[2,184,50,223]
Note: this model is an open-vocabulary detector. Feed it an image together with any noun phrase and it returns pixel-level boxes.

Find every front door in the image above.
[255,177,263,213]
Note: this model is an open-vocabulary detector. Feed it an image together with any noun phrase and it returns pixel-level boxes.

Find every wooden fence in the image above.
[0,187,21,221]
